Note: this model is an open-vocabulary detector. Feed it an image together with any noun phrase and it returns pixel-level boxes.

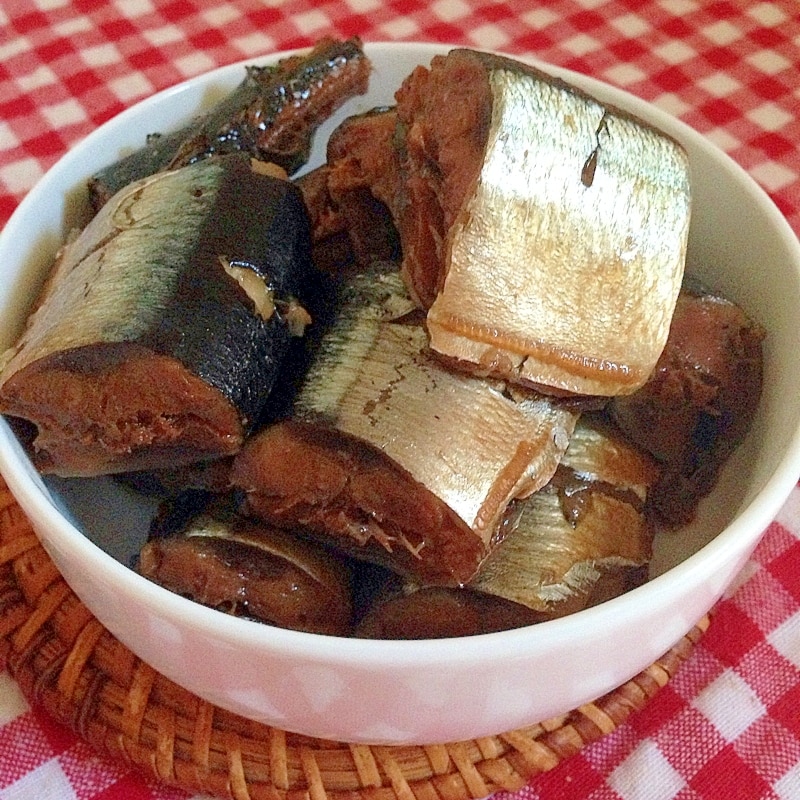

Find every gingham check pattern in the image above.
[0,2,798,799]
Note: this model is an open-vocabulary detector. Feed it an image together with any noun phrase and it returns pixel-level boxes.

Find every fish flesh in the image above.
[0,154,313,477]
[354,581,545,639]
[295,107,402,274]
[322,107,404,269]
[610,283,764,525]
[385,49,692,397]
[139,493,352,635]
[88,37,371,211]
[231,268,579,585]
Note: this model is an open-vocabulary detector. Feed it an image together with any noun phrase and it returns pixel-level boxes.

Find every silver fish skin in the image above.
[398,49,691,397]
[294,269,579,543]
[469,416,658,613]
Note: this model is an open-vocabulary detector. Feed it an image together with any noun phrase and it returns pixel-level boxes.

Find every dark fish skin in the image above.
[0,154,313,476]
[88,37,370,211]
[139,157,313,428]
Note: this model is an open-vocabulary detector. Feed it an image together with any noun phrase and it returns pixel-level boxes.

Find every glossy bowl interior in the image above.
[1,42,800,746]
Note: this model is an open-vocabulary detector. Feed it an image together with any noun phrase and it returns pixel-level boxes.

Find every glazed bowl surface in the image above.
[1,42,799,746]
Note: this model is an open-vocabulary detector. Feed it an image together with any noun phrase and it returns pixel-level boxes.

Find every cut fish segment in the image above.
[395,49,692,396]
[0,154,312,476]
[232,269,579,585]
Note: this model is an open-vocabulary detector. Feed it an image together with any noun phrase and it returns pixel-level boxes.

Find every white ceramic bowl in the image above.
[1,43,799,746]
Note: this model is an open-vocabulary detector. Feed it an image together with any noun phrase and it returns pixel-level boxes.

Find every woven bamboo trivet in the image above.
[0,477,709,800]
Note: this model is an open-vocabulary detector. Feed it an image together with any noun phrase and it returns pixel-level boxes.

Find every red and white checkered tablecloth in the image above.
[0,2,798,799]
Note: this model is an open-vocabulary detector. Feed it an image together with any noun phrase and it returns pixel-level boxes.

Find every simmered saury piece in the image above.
[471,414,658,612]
[610,283,764,525]
[323,107,404,268]
[138,496,352,635]
[355,415,659,638]
[0,154,312,477]
[354,582,545,639]
[392,49,691,396]
[295,107,402,274]
[231,269,579,586]
[88,37,370,211]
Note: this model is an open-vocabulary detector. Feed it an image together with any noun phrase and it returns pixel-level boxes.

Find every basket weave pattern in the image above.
[0,479,708,800]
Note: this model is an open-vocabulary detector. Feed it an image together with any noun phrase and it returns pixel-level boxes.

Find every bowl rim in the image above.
[1,40,800,669]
